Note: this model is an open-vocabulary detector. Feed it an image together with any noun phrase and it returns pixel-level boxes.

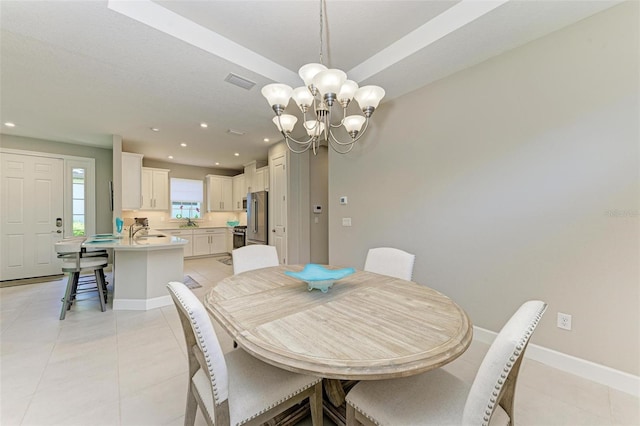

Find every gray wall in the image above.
[0,134,114,233]
[309,146,329,264]
[328,2,639,375]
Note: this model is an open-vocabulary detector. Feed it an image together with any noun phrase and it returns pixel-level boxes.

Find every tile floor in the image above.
[1,257,638,426]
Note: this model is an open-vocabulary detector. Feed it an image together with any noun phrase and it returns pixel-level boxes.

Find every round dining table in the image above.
[205,265,472,424]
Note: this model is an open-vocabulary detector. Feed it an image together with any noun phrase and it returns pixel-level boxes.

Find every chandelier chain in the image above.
[319,0,324,66]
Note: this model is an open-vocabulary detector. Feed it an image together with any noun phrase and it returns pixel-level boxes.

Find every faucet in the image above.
[129,218,149,239]
[185,217,198,227]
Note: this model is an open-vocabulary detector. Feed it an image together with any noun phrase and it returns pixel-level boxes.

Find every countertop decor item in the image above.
[226,220,239,227]
[285,263,355,293]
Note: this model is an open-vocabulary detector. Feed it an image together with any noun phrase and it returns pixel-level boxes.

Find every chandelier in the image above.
[261,0,385,155]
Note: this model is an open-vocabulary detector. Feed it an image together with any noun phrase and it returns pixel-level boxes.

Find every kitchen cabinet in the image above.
[122,152,143,210]
[255,166,269,192]
[232,174,246,211]
[206,175,232,211]
[193,228,227,256]
[167,229,193,257]
[141,167,169,210]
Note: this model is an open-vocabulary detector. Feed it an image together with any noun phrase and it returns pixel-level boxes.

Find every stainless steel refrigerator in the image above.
[246,191,268,245]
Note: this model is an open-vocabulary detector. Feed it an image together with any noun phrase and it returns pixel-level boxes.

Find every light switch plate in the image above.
[342,217,352,227]
[339,196,348,205]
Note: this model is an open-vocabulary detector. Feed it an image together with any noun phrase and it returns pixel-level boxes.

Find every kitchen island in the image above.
[84,232,187,310]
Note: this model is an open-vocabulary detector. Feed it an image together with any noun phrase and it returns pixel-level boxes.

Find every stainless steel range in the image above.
[232,225,247,249]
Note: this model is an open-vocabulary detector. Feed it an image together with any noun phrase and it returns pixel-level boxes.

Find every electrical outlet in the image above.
[557,312,572,331]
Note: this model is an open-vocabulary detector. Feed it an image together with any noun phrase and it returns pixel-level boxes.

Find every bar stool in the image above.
[55,238,109,320]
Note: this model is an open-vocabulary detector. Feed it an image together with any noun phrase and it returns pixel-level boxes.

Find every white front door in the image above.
[270,152,287,264]
[1,153,64,280]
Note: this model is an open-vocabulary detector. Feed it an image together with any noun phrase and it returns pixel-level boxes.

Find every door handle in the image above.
[272,229,275,233]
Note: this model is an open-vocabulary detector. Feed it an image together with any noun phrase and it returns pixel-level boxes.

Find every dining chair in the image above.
[363,247,416,281]
[346,300,547,426]
[232,244,279,275]
[55,238,109,320]
[167,281,323,426]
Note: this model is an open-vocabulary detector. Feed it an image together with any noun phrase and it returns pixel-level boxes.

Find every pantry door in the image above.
[270,152,287,264]
[1,152,64,280]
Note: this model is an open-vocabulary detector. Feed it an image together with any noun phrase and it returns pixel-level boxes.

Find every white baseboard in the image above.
[112,295,173,311]
[473,326,640,397]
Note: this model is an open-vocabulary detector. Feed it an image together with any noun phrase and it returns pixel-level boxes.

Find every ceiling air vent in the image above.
[224,73,256,90]
[227,129,245,136]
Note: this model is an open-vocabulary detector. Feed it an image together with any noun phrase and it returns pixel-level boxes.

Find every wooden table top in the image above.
[205,265,472,380]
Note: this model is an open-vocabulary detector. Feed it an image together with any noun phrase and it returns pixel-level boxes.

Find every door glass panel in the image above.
[72,168,86,236]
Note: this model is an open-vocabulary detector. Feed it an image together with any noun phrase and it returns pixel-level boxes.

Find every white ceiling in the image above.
[0,0,619,170]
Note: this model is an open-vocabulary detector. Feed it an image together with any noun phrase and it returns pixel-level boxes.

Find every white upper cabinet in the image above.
[122,152,143,210]
[255,166,269,192]
[232,174,246,211]
[141,167,169,210]
[206,175,233,211]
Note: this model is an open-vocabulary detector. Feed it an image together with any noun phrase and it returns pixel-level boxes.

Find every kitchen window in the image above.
[170,178,203,219]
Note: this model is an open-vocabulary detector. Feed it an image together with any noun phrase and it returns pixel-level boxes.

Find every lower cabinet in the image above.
[193,229,227,256]
[166,229,193,258]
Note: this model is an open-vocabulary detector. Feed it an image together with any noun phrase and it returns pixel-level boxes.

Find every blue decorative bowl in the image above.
[226,220,240,227]
[285,264,355,293]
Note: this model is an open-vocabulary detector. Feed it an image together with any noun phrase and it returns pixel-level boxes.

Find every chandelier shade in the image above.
[272,114,297,133]
[261,0,385,155]
[312,69,347,100]
[343,115,366,134]
[338,80,359,104]
[292,87,314,111]
[305,120,325,137]
[298,63,327,87]
[355,85,386,110]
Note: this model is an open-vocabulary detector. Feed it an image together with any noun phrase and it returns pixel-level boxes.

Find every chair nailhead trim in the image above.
[237,378,322,426]
[478,303,547,426]
[173,289,224,405]
[346,399,383,426]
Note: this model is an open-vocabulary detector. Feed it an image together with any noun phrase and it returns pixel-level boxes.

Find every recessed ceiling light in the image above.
[168,155,174,159]
[200,123,208,128]
[215,162,220,166]
[150,127,160,132]
[234,153,240,157]
[4,122,15,127]
[180,143,187,147]
[263,138,269,143]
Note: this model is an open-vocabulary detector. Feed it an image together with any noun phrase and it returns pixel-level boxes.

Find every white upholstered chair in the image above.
[363,247,416,281]
[55,238,109,320]
[167,281,323,426]
[346,300,547,426]
[232,244,279,275]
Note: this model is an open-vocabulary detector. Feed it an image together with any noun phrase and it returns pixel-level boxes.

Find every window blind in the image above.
[170,178,203,202]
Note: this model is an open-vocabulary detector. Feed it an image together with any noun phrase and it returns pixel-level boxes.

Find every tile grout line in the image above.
[18,289,63,426]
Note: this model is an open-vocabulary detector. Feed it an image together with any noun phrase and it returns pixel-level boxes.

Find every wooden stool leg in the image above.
[97,267,108,303]
[59,272,77,320]
[95,269,106,312]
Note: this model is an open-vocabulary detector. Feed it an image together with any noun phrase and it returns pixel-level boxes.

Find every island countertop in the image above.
[83,232,188,251]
